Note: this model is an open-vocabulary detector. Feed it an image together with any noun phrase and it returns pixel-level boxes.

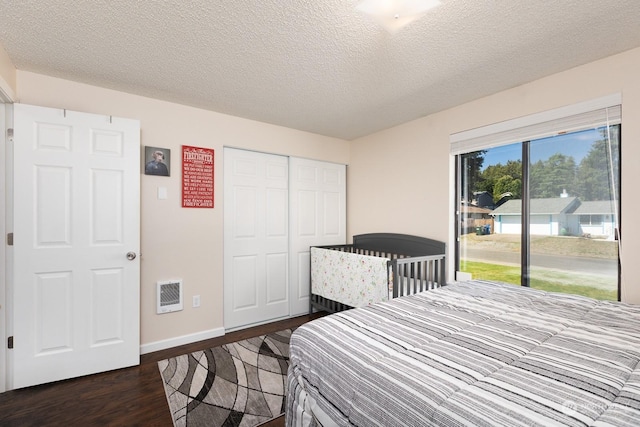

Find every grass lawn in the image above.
[460,260,618,301]
[461,233,618,259]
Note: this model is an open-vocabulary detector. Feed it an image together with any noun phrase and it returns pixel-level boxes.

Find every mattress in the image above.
[286,280,640,426]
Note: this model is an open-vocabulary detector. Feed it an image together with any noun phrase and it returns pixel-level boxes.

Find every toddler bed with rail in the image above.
[309,233,447,313]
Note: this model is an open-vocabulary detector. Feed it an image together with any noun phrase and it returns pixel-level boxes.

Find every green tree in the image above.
[530,153,577,198]
[460,150,485,202]
[479,160,522,200]
[493,175,522,201]
[575,126,620,201]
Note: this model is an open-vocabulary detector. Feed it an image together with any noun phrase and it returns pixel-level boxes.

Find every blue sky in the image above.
[481,128,601,170]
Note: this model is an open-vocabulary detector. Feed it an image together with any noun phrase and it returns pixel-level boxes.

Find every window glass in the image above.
[458,143,521,286]
[456,125,620,301]
[528,126,619,300]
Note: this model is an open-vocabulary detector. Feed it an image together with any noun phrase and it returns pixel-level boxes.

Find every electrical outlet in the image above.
[193,295,201,308]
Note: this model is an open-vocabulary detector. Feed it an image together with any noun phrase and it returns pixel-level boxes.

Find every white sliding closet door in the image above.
[289,158,346,316]
[224,148,289,330]
[223,149,346,329]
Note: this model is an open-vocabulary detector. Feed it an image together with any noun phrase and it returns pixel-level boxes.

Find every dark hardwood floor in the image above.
[0,313,325,426]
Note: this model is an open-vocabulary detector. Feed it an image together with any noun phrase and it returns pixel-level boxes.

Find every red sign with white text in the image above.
[182,145,214,208]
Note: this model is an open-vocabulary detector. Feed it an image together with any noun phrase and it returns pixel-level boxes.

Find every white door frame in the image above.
[1,85,15,393]
[0,101,6,393]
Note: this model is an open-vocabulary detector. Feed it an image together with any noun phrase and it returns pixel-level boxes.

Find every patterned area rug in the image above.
[158,329,295,427]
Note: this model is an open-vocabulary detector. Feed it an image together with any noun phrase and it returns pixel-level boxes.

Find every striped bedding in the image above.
[286,280,640,426]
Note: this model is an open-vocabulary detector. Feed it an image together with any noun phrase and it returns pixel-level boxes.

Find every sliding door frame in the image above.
[454,132,620,298]
[451,95,622,300]
[521,141,530,287]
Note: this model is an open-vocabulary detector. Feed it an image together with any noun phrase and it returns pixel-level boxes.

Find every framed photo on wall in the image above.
[144,146,171,176]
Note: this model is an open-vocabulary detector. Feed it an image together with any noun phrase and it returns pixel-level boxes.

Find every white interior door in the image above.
[289,158,346,316]
[224,148,289,330]
[12,104,140,389]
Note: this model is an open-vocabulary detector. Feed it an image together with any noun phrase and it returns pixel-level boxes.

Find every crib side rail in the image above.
[390,254,446,298]
[316,244,400,260]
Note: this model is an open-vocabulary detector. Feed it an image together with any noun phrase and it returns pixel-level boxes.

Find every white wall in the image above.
[9,46,640,351]
[349,46,640,304]
[0,43,16,99]
[14,71,350,347]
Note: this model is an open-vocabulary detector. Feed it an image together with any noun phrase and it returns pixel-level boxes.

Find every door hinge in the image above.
[6,128,13,138]
[8,336,13,349]
[7,232,13,246]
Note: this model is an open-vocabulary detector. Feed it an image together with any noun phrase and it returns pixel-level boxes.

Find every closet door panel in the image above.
[224,150,346,328]
[289,158,346,316]
[224,148,289,330]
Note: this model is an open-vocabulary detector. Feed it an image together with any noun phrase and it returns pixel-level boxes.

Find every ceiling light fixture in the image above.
[357,0,442,33]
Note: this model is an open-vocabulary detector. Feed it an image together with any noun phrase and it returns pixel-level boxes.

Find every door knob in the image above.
[126,252,137,260]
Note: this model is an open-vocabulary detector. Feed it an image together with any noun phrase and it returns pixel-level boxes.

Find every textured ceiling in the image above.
[1,0,640,140]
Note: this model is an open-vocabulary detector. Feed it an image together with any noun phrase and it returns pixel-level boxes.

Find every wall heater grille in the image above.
[157,279,183,314]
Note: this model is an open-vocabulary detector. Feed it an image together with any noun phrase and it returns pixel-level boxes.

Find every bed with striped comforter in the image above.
[286,280,640,426]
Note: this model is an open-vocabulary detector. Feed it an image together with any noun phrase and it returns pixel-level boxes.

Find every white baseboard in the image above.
[140,327,226,355]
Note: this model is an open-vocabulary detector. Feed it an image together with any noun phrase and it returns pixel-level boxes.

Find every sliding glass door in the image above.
[528,126,619,300]
[456,124,620,301]
[458,143,523,286]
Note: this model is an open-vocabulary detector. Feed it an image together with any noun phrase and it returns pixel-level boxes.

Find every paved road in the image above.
[463,248,617,276]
